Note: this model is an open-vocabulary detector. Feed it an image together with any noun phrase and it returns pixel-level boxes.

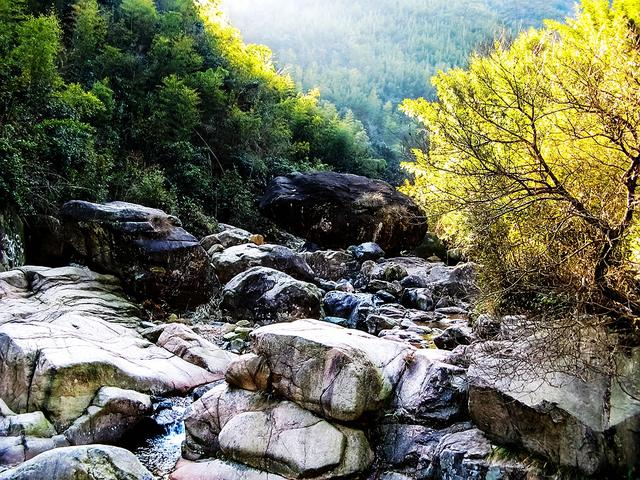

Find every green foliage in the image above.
[152,74,201,142]
[12,15,63,90]
[0,0,378,232]
[402,0,640,321]
[224,0,575,181]
[211,169,257,228]
[119,0,158,45]
[124,165,177,212]
[68,0,107,83]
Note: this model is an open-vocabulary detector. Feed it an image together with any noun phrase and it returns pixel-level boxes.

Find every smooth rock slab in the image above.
[219,401,373,479]
[170,458,286,480]
[0,267,140,327]
[251,319,414,421]
[0,267,216,429]
[0,445,153,480]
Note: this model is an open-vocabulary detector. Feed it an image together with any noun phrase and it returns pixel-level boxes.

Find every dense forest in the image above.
[224,0,576,178]
[0,0,384,235]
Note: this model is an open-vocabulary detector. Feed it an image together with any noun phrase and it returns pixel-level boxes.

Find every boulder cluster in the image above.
[0,183,638,479]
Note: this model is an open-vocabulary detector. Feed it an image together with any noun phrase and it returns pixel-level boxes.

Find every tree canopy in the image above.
[401,0,640,334]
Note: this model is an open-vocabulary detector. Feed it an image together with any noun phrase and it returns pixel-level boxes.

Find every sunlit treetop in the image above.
[401,0,640,317]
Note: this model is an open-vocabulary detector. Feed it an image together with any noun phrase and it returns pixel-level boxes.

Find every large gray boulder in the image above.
[211,243,314,284]
[60,200,213,309]
[184,383,278,460]
[391,349,468,424]
[468,343,640,476]
[0,445,153,480]
[301,249,356,282]
[219,400,373,478]
[63,387,152,446]
[251,319,414,421]
[259,172,427,253]
[221,267,323,324]
[182,383,372,479]
[0,267,217,429]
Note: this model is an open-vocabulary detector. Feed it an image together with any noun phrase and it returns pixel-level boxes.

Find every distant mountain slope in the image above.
[224,0,575,149]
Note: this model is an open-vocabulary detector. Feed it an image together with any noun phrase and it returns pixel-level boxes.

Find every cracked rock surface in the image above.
[0,445,153,480]
[251,319,414,422]
[0,267,216,430]
[183,383,373,479]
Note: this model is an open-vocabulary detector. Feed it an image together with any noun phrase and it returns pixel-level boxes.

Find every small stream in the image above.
[126,397,193,479]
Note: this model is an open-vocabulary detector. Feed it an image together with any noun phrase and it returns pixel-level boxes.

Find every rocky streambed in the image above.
[0,175,638,480]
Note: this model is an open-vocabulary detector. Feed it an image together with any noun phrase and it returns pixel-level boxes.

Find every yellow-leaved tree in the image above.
[401,0,640,334]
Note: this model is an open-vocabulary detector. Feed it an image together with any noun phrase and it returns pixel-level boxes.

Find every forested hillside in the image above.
[0,0,382,234]
[225,0,575,178]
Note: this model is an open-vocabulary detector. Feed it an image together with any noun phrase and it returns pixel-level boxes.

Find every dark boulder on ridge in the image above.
[259,172,427,253]
[60,201,213,309]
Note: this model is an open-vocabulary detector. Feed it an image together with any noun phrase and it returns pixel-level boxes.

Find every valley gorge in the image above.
[0,172,638,479]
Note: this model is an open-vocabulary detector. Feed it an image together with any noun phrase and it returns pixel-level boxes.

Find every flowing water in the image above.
[128,397,193,479]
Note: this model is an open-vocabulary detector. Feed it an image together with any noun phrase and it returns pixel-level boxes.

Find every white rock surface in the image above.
[251,319,414,421]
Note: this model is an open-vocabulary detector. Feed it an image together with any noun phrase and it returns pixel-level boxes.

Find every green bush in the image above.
[124,166,177,213]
